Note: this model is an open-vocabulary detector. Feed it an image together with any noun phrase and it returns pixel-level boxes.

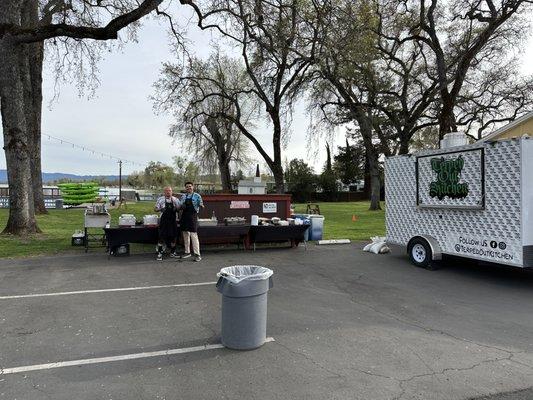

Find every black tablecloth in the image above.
[249,225,309,244]
[104,224,308,251]
[104,224,251,249]
[104,226,159,249]
[199,224,250,239]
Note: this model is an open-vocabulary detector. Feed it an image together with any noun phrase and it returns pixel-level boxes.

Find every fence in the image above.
[0,186,63,209]
[287,191,385,203]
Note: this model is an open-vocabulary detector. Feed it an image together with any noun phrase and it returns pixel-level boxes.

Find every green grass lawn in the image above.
[293,202,385,241]
[0,202,156,258]
[0,201,385,258]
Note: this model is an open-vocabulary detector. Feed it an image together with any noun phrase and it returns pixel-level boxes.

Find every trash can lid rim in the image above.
[217,265,273,284]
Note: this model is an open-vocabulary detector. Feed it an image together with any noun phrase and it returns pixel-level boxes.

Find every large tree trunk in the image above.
[0,35,40,235]
[22,0,47,214]
[271,113,284,193]
[216,144,231,192]
[363,151,370,197]
[272,166,284,193]
[27,43,46,214]
[218,160,232,192]
[367,150,382,211]
[206,116,233,192]
[398,133,410,155]
[438,93,458,140]
[354,107,381,211]
[398,141,409,155]
[231,112,284,193]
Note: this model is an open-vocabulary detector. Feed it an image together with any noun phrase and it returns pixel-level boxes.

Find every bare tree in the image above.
[0,0,162,234]
[361,0,533,150]
[306,0,385,210]
[371,2,440,154]
[309,78,384,210]
[453,59,533,139]
[178,0,322,192]
[193,116,249,191]
[310,0,532,202]
[153,51,253,192]
[401,0,533,138]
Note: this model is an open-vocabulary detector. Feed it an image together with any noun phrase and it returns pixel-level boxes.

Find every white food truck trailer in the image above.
[385,135,532,269]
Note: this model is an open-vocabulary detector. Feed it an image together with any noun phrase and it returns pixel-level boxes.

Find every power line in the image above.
[42,133,146,168]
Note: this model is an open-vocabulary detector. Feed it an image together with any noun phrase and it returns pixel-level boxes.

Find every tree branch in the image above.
[4,0,162,43]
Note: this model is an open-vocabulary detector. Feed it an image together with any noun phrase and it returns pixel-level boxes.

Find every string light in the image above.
[42,133,146,167]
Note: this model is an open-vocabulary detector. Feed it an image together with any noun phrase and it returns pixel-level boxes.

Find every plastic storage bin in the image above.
[118,214,136,227]
[308,215,325,241]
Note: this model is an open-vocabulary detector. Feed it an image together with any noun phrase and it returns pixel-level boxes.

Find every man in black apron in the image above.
[154,186,179,261]
[179,181,204,261]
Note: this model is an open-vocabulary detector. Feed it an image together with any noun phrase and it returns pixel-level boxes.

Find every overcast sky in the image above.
[0,8,532,176]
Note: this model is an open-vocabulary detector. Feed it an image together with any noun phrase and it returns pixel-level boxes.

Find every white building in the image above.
[338,179,365,192]
[238,165,267,194]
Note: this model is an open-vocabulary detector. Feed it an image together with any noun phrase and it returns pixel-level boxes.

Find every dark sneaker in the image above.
[169,252,179,258]
[180,253,192,259]
[156,253,163,261]
[194,255,202,262]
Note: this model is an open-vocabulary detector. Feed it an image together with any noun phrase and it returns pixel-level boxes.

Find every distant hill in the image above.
[0,170,126,184]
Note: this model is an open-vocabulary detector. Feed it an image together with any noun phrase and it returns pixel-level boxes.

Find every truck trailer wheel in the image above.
[408,238,436,270]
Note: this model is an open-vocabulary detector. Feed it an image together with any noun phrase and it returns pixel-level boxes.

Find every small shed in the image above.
[238,165,267,195]
[480,111,533,142]
[238,180,267,194]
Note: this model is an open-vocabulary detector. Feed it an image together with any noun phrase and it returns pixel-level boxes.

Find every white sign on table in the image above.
[262,202,277,213]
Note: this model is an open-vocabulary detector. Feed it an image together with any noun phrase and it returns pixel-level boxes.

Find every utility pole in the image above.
[118,160,123,207]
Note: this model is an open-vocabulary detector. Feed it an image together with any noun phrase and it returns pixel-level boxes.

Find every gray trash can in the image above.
[216,265,273,350]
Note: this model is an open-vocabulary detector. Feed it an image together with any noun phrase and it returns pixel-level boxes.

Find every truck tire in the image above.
[408,237,436,270]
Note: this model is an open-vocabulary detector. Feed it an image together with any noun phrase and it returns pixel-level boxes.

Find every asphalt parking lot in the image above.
[1,244,533,400]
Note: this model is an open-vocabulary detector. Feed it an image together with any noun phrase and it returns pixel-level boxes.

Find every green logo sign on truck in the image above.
[429,155,469,200]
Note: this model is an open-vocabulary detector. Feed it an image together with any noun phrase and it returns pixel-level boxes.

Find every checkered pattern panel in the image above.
[385,140,522,266]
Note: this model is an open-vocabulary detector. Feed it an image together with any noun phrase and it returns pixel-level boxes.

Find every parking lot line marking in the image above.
[0,337,275,375]
[0,282,217,300]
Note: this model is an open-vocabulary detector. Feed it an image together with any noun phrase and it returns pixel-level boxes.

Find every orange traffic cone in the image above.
[352,214,357,222]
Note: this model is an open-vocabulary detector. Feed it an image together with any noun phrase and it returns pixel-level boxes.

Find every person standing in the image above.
[154,186,180,261]
[179,181,204,261]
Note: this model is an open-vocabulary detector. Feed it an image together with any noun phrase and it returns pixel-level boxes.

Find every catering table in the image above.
[249,225,309,250]
[103,223,308,255]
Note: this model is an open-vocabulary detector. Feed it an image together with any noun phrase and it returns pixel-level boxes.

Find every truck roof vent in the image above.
[440,132,469,149]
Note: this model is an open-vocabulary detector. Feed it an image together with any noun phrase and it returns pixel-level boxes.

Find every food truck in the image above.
[385,134,532,269]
